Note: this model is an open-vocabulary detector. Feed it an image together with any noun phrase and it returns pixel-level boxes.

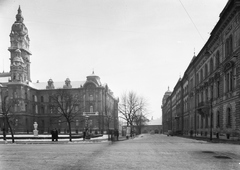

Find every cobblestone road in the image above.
[0,134,239,170]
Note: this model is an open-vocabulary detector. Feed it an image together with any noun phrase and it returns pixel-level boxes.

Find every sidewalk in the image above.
[177,135,240,145]
[0,134,109,144]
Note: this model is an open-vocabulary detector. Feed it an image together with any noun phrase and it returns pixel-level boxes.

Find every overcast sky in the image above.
[0,0,228,121]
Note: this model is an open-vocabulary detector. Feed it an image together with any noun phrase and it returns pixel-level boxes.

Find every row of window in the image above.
[197,108,232,129]
[196,52,220,85]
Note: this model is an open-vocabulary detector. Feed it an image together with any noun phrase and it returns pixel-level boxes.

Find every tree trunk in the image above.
[6,117,14,143]
[68,121,72,142]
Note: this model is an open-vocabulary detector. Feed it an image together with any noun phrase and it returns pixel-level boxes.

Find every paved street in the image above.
[0,134,239,170]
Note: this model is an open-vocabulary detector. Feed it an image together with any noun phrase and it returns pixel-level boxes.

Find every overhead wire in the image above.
[178,0,205,42]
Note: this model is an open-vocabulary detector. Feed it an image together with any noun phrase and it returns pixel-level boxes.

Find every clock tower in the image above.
[8,6,32,82]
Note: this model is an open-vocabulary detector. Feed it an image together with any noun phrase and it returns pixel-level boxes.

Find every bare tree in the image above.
[133,112,149,135]
[49,89,81,142]
[118,91,148,136]
[1,95,18,143]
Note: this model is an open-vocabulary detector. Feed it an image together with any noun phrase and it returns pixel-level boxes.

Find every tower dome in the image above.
[84,71,102,87]
[162,87,172,105]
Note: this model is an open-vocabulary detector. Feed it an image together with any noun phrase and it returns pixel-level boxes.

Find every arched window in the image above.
[227,108,231,127]
[41,96,44,102]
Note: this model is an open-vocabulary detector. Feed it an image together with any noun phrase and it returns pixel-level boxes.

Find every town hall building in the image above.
[0,7,119,135]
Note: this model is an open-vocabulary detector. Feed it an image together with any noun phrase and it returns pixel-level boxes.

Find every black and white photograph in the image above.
[0,0,240,169]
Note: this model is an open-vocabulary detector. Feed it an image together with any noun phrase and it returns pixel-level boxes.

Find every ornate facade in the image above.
[0,7,119,134]
[162,0,240,140]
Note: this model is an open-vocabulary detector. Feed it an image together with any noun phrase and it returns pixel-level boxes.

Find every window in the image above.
[225,35,233,57]
[205,116,208,128]
[41,96,44,102]
[217,80,220,97]
[227,108,231,127]
[226,71,233,92]
[210,58,213,73]
[216,111,220,128]
[205,64,208,78]
[76,120,79,126]
[41,106,44,114]
[32,105,35,113]
[90,105,93,112]
[200,69,203,82]
[49,106,53,114]
[196,73,199,84]
[205,88,208,102]
[216,51,220,68]
[210,85,213,99]
[89,94,93,101]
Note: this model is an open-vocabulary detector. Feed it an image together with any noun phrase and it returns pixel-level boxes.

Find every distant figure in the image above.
[51,128,58,142]
[55,128,58,141]
[83,130,86,141]
[51,129,54,141]
[114,129,119,141]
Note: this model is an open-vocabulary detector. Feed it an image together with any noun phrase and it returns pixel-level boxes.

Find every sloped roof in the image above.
[146,119,162,126]
[30,81,85,90]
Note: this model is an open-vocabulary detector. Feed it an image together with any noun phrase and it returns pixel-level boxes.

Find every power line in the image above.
[178,0,205,42]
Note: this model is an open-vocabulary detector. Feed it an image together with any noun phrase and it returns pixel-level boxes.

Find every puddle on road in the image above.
[214,155,231,159]
[202,151,215,154]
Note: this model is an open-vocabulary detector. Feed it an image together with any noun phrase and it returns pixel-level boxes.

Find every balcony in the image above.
[197,102,210,116]
[83,112,99,116]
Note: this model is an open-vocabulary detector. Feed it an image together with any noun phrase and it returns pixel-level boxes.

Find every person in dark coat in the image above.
[55,128,58,141]
[115,129,119,141]
[51,129,54,141]
[83,129,86,141]
[51,128,58,142]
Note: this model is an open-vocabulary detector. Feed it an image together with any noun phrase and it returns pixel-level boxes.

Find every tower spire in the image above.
[18,5,22,13]
[16,5,23,23]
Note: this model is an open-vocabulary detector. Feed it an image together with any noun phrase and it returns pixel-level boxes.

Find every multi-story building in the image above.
[162,0,240,140]
[0,7,119,134]
[161,87,172,133]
